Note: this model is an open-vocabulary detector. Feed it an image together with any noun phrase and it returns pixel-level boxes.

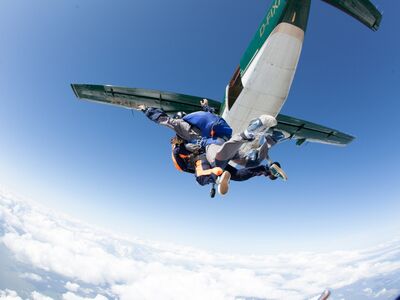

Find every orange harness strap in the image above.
[171,149,183,172]
[210,129,215,137]
[195,160,223,177]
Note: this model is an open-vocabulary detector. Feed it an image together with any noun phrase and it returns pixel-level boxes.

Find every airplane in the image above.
[71,0,382,189]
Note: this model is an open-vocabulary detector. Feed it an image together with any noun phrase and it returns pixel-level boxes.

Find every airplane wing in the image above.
[321,0,382,31]
[71,84,222,115]
[71,84,353,146]
[276,114,354,146]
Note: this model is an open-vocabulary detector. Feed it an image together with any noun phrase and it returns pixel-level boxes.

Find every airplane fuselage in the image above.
[222,0,311,134]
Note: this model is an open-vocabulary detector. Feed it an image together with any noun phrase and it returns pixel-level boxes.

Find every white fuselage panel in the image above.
[222,23,305,134]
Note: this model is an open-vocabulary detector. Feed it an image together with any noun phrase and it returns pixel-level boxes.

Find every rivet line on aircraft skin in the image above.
[106,91,203,109]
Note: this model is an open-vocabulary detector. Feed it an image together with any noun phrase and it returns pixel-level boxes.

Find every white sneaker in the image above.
[217,171,231,195]
[269,163,288,181]
[243,115,277,140]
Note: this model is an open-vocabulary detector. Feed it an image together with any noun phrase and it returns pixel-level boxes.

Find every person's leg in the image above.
[240,135,272,167]
[258,131,286,161]
[207,114,278,169]
[206,134,248,169]
[194,155,233,195]
[215,134,248,163]
[194,154,223,186]
[205,144,221,166]
[217,170,231,195]
[167,118,201,141]
[225,164,268,182]
[269,162,288,181]
[195,173,217,186]
[144,107,201,141]
[257,137,271,162]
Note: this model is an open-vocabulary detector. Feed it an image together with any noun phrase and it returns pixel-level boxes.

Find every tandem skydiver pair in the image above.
[137,100,287,196]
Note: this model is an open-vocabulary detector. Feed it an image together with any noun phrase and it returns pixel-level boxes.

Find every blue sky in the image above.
[0,0,399,254]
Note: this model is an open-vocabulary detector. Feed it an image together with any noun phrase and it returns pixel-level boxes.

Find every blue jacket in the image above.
[183,111,232,141]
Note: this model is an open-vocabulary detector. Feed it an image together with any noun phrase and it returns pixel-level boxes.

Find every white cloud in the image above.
[62,292,107,300]
[0,289,22,300]
[65,282,80,293]
[364,287,374,296]
[379,288,399,298]
[20,272,43,282]
[364,288,399,299]
[1,191,400,300]
[31,291,53,300]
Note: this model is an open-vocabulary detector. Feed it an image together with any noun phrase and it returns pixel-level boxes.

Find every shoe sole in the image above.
[217,171,231,195]
[270,164,288,181]
[245,115,277,138]
[258,115,277,130]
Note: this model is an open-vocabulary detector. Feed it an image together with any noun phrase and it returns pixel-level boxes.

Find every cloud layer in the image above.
[0,190,399,300]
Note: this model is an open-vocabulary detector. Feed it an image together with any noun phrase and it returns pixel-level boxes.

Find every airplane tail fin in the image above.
[321,0,382,31]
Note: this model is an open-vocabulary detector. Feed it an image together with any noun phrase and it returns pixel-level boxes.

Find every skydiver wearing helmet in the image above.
[170,134,283,194]
[196,113,286,195]
[137,99,286,195]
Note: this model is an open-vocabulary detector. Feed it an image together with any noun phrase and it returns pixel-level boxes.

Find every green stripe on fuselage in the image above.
[239,0,311,76]
[239,0,288,75]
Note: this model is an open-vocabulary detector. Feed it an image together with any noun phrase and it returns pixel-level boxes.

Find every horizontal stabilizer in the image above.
[276,114,354,146]
[321,0,382,31]
[71,84,222,115]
